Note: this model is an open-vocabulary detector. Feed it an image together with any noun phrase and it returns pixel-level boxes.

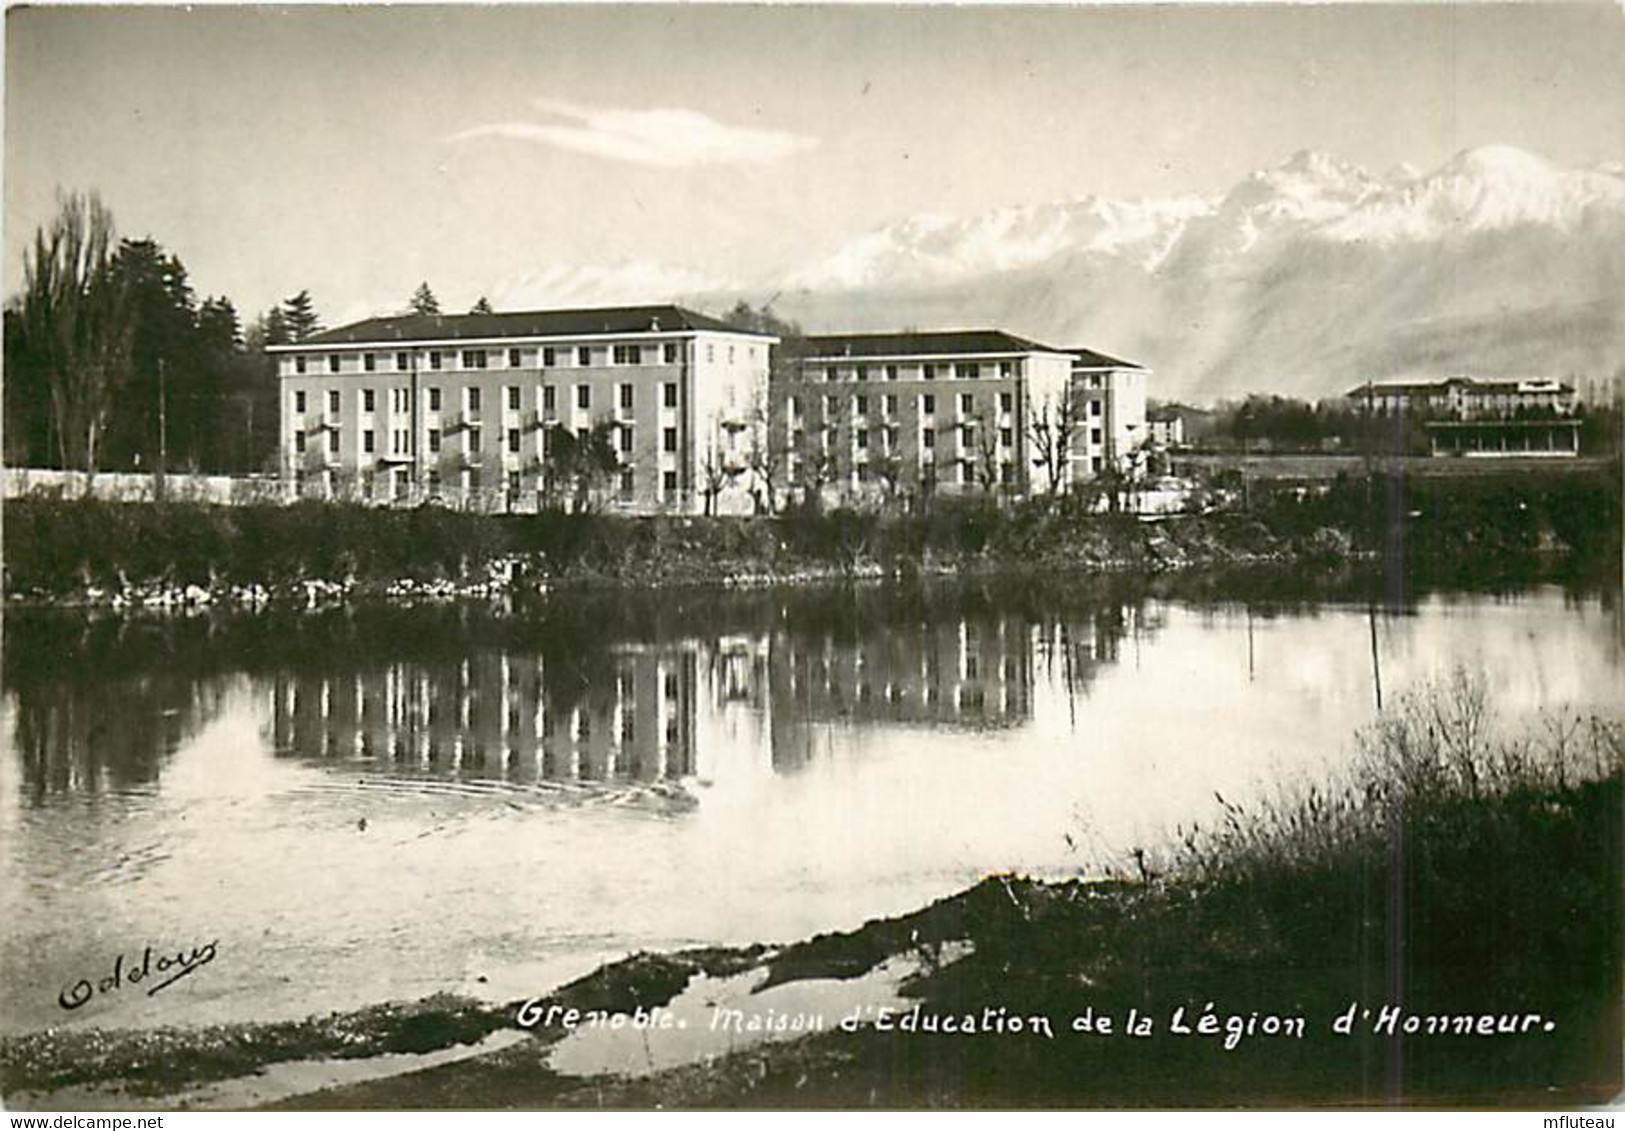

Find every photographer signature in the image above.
[58,939,219,1011]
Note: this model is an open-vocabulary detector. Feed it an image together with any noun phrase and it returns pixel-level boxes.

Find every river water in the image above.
[2,574,1619,1036]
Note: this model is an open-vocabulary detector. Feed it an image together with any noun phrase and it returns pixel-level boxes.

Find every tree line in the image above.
[1,191,489,476]
[5,192,322,474]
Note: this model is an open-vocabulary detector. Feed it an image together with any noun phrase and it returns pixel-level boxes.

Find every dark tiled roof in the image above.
[1067,347,1145,370]
[801,330,1066,359]
[1346,376,1576,398]
[1346,381,1440,397]
[294,304,766,347]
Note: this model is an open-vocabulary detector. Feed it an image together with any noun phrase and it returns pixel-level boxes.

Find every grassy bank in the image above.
[4,679,1617,1109]
[4,461,1618,602]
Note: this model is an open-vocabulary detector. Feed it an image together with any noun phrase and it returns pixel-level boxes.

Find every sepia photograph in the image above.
[1,0,1622,1114]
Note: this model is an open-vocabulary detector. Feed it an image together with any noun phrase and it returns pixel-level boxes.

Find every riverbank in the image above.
[3,461,1618,606]
[5,684,1618,1109]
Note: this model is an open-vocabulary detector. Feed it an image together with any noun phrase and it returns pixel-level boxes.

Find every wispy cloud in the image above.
[448,97,817,168]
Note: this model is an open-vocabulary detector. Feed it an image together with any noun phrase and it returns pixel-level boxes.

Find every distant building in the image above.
[770,330,1148,505]
[1347,375,1582,458]
[1346,376,1577,419]
[270,305,777,514]
[1146,407,1186,449]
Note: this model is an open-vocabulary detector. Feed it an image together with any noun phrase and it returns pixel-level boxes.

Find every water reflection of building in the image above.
[265,599,1144,783]
[767,614,1041,772]
[270,649,697,783]
[1032,605,1130,686]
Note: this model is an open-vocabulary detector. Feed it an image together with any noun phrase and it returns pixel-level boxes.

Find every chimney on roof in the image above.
[651,316,661,332]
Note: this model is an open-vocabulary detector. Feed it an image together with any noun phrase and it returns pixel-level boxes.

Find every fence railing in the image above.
[2,467,289,506]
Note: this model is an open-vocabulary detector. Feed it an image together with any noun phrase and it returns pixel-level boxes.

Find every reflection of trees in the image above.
[6,615,235,803]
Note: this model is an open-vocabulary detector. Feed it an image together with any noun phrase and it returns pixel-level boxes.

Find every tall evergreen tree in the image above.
[410,282,440,316]
[108,238,203,470]
[254,306,292,348]
[2,306,51,465]
[240,309,291,473]
[281,290,321,342]
[197,296,243,355]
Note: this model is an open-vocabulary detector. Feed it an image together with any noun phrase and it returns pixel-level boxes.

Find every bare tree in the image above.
[698,439,743,517]
[14,192,134,473]
[794,394,850,509]
[744,397,788,514]
[870,433,906,507]
[968,411,1004,495]
[1026,389,1084,499]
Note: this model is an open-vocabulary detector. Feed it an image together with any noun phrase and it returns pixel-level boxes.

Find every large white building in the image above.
[274,305,1150,513]
[271,305,776,513]
[769,330,1150,506]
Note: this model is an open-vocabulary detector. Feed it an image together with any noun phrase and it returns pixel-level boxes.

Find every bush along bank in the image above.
[3,676,1618,1108]
[3,462,1618,606]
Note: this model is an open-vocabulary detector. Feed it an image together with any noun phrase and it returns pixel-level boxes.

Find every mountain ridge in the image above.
[487,145,1625,400]
[768,145,1625,399]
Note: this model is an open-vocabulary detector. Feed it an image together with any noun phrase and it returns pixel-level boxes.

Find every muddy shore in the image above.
[5,766,1618,1110]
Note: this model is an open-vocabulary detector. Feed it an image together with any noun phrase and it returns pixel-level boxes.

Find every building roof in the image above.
[1345,376,1576,398]
[1067,347,1146,370]
[800,330,1067,360]
[284,304,769,348]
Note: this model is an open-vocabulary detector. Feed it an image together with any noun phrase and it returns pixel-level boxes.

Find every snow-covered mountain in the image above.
[768,146,1625,400]
[788,194,1210,288]
[491,260,730,311]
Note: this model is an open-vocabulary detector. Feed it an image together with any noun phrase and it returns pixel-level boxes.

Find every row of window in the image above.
[790,423,1103,450]
[791,424,1017,450]
[783,455,1108,482]
[292,342,699,376]
[785,457,1022,488]
[296,416,1104,457]
[294,466,686,500]
[293,423,686,458]
[789,391,1021,419]
[804,361,1022,383]
[788,392,1105,421]
[292,382,684,417]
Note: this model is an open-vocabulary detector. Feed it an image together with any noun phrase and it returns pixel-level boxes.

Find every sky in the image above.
[6,2,1624,327]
